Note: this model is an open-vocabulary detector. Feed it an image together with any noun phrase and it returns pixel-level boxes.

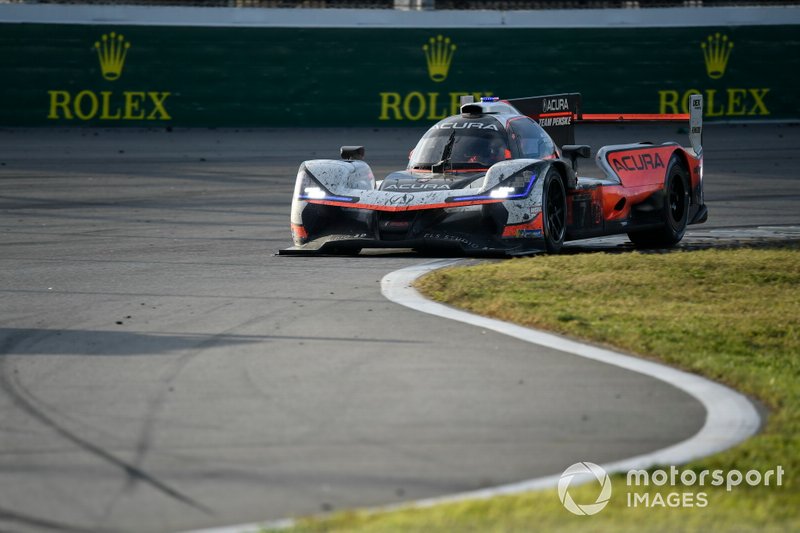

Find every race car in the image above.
[281,93,707,256]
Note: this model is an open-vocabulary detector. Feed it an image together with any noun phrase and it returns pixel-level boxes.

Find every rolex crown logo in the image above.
[94,32,131,81]
[701,33,733,80]
[423,35,456,83]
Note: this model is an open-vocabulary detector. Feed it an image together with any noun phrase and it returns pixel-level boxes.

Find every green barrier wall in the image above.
[1,23,798,126]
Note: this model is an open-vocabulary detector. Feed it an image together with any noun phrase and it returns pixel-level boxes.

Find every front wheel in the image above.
[542,169,567,253]
[627,156,689,248]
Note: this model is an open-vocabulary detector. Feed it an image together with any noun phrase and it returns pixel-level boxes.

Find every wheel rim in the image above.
[546,178,566,241]
[668,174,686,225]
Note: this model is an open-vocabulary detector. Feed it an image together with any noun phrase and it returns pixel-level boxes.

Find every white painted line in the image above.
[1,5,798,28]
[186,257,760,533]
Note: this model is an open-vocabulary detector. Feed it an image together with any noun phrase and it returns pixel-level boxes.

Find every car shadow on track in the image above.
[293,228,800,258]
[0,328,421,356]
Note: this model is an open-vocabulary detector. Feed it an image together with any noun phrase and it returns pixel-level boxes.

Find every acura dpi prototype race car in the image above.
[282,93,707,255]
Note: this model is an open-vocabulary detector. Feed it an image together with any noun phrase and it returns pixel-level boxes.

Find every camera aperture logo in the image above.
[559,462,785,515]
[558,462,612,516]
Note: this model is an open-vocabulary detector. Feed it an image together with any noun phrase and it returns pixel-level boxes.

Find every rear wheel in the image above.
[627,156,689,248]
[542,169,567,253]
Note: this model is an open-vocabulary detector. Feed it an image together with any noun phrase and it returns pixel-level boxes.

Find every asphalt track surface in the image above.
[0,124,798,532]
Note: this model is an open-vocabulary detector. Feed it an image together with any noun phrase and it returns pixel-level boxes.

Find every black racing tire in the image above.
[627,156,690,248]
[542,168,567,254]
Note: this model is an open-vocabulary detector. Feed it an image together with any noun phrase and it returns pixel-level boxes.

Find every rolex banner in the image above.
[0,23,798,127]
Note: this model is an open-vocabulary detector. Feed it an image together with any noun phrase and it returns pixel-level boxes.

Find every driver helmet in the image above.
[465,137,508,165]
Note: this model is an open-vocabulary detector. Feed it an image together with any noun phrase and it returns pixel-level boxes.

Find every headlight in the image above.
[293,167,316,199]
[293,166,358,204]
[488,169,536,198]
[489,187,516,199]
[303,186,326,199]
[447,170,536,203]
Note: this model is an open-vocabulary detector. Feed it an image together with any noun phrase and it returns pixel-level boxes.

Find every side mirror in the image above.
[561,144,591,171]
[341,146,365,161]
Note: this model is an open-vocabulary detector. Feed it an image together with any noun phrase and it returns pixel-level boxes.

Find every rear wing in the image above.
[505,93,703,156]
[506,93,582,148]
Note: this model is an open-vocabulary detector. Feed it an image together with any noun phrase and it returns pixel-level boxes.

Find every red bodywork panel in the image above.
[604,145,702,198]
[566,144,702,234]
[605,146,678,187]
[502,213,543,238]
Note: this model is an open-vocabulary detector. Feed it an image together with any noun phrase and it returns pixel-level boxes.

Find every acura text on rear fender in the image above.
[611,153,665,172]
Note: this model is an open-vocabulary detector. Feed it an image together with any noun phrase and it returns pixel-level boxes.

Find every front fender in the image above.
[302,159,376,194]
[480,159,556,191]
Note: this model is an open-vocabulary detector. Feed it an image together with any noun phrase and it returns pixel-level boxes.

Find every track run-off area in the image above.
[0,124,798,532]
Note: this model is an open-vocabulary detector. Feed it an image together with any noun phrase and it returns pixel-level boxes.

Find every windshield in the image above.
[409,127,510,171]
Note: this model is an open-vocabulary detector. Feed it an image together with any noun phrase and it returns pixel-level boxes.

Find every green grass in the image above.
[275,244,800,532]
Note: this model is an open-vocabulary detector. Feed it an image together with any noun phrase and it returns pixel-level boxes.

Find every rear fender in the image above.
[596,143,681,187]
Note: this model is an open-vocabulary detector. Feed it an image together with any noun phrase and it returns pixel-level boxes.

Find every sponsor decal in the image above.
[611,153,665,173]
[387,193,415,205]
[657,33,769,117]
[379,91,495,122]
[701,32,733,79]
[95,32,131,81]
[542,97,571,113]
[658,88,769,118]
[423,35,456,83]
[538,116,572,127]
[422,232,479,248]
[433,122,499,131]
[378,36,492,121]
[502,213,543,238]
[384,183,450,191]
[47,32,172,122]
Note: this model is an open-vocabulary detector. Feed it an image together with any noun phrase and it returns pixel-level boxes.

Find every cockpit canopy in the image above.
[408,115,557,172]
